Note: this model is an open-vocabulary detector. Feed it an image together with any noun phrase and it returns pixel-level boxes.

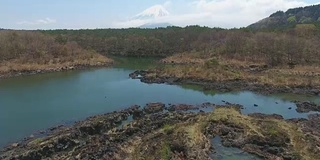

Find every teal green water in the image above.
[111,56,161,70]
[0,58,319,148]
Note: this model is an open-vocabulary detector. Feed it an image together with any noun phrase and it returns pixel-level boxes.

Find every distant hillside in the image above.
[249,4,320,30]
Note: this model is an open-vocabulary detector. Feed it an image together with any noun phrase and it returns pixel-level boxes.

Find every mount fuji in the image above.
[133,5,173,28]
[134,5,170,20]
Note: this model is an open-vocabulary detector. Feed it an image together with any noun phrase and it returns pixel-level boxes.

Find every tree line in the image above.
[0,30,97,64]
[44,25,320,66]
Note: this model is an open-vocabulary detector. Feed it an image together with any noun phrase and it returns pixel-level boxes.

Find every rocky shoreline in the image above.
[0,62,113,80]
[129,70,320,96]
[1,103,319,160]
[294,101,320,113]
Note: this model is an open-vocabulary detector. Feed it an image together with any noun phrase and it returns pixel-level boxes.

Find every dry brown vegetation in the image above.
[1,104,319,160]
[153,53,320,87]
[208,107,320,160]
[127,107,319,159]
[160,52,208,65]
[46,25,320,67]
[0,30,112,75]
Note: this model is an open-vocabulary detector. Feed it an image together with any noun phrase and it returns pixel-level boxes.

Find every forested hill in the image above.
[0,30,112,73]
[44,26,220,57]
[249,4,320,30]
[44,25,320,66]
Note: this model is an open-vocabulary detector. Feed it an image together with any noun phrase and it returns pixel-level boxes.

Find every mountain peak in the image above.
[134,5,170,20]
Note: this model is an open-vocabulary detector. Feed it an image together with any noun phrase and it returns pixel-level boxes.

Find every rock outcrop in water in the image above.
[144,102,165,113]
[129,70,320,95]
[294,101,320,113]
[0,103,319,160]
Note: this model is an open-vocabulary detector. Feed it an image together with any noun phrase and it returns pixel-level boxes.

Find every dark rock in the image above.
[200,102,215,108]
[1,103,319,160]
[287,118,308,123]
[129,70,150,79]
[167,104,199,111]
[128,70,320,96]
[129,105,140,111]
[132,110,144,120]
[295,101,320,113]
[248,113,284,120]
[266,146,282,155]
[49,125,62,131]
[143,103,165,114]
[79,124,102,135]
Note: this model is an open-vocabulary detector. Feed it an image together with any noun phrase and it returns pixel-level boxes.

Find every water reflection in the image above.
[0,58,319,148]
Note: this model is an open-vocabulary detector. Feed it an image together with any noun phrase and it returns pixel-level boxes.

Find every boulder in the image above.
[295,101,320,113]
[143,103,165,114]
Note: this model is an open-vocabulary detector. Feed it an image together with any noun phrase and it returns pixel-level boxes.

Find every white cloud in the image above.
[190,0,310,27]
[163,1,172,8]
[17,18,57,25]
[112,0,315,28]
[112,12,212,28]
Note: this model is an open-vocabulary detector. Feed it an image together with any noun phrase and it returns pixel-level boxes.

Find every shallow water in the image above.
[0,58,319,147]
[210,136,261,160]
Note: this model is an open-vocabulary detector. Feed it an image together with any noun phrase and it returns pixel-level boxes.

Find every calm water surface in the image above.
[210,137,261,160]
[0,57,319,148]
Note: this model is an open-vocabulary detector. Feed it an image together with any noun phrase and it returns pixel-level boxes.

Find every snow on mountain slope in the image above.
[134,5,170,20]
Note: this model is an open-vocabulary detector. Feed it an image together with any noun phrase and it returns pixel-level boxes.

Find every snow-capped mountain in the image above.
[134,5,170,20]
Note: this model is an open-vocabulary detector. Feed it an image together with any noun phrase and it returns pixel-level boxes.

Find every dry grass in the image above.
[185,123,207,147]
[275,121,316,160]
[153,65,244,82]
[255,73,319,86]
[0,54,113,74]
[219,58,267,69]
[208,107,319,160]
[160,52,208,65]
[20,107,318,160]
[209,107,264,137]
[154,53,320,87]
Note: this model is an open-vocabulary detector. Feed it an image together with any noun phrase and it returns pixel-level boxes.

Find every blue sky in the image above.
[1,0,319,29]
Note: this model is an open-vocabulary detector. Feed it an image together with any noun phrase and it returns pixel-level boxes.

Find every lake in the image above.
[0,57,319,147]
